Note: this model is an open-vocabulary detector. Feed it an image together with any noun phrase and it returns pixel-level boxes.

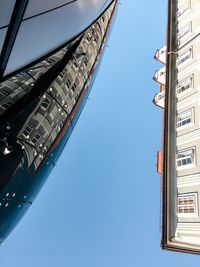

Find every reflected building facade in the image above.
[154,0,200,254]
[0,1,118,244]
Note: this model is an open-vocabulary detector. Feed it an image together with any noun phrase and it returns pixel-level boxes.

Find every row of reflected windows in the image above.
[20,34,99,147]
[0,4,114,155]
[0,9,102,112]
[0,2,116,209]
[0,0,108,113]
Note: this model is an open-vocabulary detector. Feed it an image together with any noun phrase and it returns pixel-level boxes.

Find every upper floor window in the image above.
[73,61,78,69]
[0,89,9,97]
[177,109,193,128]
[59,70,65,79]
[71,83,77,92]
[176,148,195,168]
[31,131,42,144]
[178,23,191,44]
[66,78,72,88]
[84,57,89,67]
[23,123,34,138]
[177,193,198,216]
[177,1,190,18]
[41,98,51,110]
[47,58,56,64]
[177,74,193,95]
[177,47,192,66]
[2,100,13,109]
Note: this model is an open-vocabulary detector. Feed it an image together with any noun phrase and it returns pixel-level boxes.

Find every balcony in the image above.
[154,46,166,64]
[153,90,165,109]
[153,66,166,85]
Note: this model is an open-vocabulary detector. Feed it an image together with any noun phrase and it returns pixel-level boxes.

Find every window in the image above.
[177,48,192,66]
[84,58,88,67]
[177,1,190,18]
[2,100,13,109]
[59,70,65,79]
[86,35,91,42]
[16,73,26,78]
[0,89,9,97]
[177,74,193,94]
[178,23,191,43]
[177,109,192,128]
[73,61,78,69]
[31,131,42,144]
[41,98,51,110]
[66,78,72,88]
[94,36,99,44]
[176,148,195,167]
[23,123,34,138]
[177,193,198,216]
[47,58,56,64]
[71,83,77,92]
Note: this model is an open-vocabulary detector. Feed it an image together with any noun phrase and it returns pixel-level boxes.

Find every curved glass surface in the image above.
[0,0,117,244]
[3,0,114,76]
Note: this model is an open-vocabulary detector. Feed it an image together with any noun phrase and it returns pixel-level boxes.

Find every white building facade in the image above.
[154,0,200,253]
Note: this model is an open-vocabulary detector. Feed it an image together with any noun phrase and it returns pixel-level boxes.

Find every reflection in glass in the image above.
[0,1,117,244]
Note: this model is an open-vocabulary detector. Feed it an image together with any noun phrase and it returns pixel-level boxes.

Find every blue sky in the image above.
[1,0,200,266]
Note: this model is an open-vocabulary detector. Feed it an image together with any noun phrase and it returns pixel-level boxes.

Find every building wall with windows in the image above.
[176,0,200,238]
[154,0,200,253]
[173,0,200,250]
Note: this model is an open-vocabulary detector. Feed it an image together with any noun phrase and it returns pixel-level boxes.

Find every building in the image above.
[154,0,200,254]
[0,0,118,244]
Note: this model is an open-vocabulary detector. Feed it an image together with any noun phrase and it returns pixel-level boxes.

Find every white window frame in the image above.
[177,1,190,18]
[41,97,51,111]
[30,130,42,145]
[177,74,193,95]
[177,22,191,44]
[23,122,34,139]
[176,147,195,169]
[177,193,198,217]
[177,109,193,129]
[177,47,192,66]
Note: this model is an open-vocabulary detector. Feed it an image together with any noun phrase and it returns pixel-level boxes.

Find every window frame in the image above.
[176,147,195,169]
[177,47,192,66]
[177,74,193,95]
[41,97,51,111]
[23,122,34,138]
[30,130,42,145]
[177,193,198,217]
[177,0,190,18]
[177,108,193,129]
[177,22,191,44]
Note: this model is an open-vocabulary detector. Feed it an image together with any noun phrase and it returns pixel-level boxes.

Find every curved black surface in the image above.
[0,0,117,244]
